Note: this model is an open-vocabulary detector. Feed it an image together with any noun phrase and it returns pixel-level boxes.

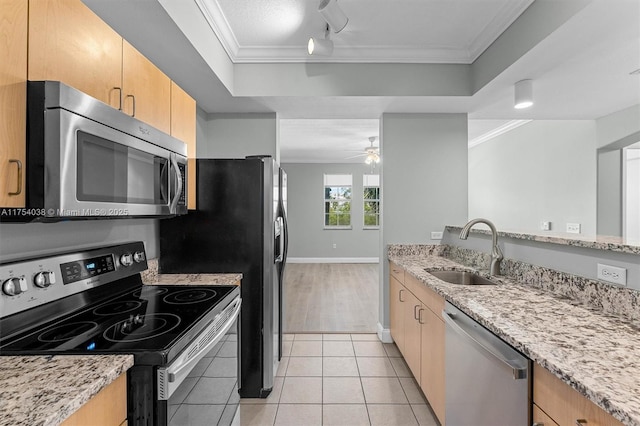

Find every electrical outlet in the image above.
[332,243,337,249]
[597,263,627,286]
[430,231,443,240]
[540,221,551,231]
[566,223,581,234]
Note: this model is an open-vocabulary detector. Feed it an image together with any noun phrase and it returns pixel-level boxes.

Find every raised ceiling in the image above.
[195,0,534,63]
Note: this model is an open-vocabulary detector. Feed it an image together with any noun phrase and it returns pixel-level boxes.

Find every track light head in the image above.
[318,0,349,33]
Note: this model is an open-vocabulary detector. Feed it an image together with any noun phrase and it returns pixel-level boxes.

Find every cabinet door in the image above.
[28,0,122,107]
[61,373,127,426]
[420,307,446,424]
[389,274,405,354]
[122,41,171,134]
[170,81,196,209]
[403,290,421,381]
[0,0,27,207]
[533,403,559,426]
[534,365,624,426]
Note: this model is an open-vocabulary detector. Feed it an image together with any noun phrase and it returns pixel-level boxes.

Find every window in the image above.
[363,174,380,228]
[324,174,352,228]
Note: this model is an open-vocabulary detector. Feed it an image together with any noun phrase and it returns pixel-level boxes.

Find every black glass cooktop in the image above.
[0,285,238,354]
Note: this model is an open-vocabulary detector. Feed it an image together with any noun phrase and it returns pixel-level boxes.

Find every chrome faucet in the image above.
[459,218,503,276]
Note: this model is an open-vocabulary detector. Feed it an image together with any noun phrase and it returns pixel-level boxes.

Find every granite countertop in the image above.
[0,354,134,426]
[389,253,640,426]
[151,273,242,285]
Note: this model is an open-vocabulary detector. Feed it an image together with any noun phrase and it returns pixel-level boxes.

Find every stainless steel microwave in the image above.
[26,81,187,221]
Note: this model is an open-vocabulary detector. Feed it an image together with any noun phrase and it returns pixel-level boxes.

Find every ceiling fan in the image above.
[347,136,380,165]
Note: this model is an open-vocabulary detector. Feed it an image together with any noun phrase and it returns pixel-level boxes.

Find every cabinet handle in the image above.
[576,420,587,425]
[532,423,544,426]
[418,308,425,324]
[399,289,404,302]
[112,87,122,110]
[125,94,136,117]
[414,304,420,320]
[8,159,22,196]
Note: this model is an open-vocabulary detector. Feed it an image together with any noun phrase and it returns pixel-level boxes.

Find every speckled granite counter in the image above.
[0,354,133,426]
[388,252,640,426]
[140,259,242,286]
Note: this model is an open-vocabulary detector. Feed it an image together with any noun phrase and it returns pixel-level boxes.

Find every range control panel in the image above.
[0,241,148,318]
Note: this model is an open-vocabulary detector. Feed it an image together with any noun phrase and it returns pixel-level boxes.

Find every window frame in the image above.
[363,174,380,229]
[323,174,353,229]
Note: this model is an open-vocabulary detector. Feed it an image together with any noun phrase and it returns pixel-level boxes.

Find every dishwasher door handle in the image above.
[442,310,528,380]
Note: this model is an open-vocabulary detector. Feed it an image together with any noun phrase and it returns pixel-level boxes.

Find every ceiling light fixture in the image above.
[364,137,380,166]
[308,24,333,56]
[318,0,349,33]
[514,79,533,109]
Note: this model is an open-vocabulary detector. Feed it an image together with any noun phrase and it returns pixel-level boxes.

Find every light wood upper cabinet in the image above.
[122,40,171,134]
[0,0,27,207]
[170,81,196,209]
[28,0,122,107]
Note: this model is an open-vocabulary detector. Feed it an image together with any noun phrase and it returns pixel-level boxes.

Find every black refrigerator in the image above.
[159,156,288,398]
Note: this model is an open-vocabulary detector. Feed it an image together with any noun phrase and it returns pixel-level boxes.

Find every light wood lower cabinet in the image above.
[0,0,27,207]
[388,262,445,425]
[61,373,127,426]
[533,363,624,426]
[389,273,405,354]
[533,403,559,426]
[420,306,446,424]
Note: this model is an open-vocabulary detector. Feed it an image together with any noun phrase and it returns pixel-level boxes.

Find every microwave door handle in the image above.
[169,156,183,214]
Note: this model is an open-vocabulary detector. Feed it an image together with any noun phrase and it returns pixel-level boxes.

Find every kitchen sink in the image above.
[427,270,497,285]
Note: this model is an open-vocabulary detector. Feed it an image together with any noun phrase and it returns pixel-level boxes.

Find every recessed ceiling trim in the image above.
[468,0,535,60]
[233,46,475,64]
[468,119,532,148]
[194,0,241,59]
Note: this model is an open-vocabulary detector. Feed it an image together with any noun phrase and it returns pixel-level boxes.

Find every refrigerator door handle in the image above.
[274,217,284,263]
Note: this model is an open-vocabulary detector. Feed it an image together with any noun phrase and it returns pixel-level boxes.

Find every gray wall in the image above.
[0,219,159,262]
[282,163,380,261]
[380,113,468,333]
[197,111,277,159]
[468,120,597,235]
[597,149,623,236]
[443,228,640,291]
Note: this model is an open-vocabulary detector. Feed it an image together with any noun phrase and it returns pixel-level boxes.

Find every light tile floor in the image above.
[233,333,439,426]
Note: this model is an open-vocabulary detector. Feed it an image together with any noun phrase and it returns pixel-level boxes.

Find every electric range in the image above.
[0,241,241,426]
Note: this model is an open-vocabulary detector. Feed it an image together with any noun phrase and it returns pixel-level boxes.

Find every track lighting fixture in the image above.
[318,0,349,33]
[308,25,333,56]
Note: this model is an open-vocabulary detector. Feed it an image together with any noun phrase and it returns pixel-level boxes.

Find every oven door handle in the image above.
[157,296,241,400]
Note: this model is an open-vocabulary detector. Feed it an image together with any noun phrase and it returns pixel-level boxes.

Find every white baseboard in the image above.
[377,323,393,343]
[287,257,379,264]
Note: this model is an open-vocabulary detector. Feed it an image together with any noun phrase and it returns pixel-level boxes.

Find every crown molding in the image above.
[468,119,533,148]
[195,0,534,64]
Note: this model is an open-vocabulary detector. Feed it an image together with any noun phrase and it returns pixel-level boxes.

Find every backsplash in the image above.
[140,258,158,284]
[388,244,640,326]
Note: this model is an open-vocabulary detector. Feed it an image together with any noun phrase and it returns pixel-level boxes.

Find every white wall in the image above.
[197,111,277,159]
[282,163,380,261]
[380,113,468,335]
[469,120,597,235]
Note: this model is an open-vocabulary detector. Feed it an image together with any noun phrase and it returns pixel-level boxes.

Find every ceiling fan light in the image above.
[308,37,333,56]
[318,0,349,33]
[514,79,533,109]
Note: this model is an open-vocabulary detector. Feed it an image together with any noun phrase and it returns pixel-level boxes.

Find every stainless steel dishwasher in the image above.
[443,302,531,425]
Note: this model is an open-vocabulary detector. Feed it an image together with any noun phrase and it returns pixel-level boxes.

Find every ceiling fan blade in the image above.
[345,153,367,159]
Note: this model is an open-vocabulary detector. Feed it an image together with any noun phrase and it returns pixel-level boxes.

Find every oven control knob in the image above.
[34,271,56,288]
[2,277,27,296]
[133,251,145,263]
[120,254,133,267]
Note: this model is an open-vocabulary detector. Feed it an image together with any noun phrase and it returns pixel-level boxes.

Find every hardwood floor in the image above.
[283,263,379,333]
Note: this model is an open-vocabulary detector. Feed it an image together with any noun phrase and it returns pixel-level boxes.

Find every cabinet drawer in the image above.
[533,365,623,426]
[389,261,404,284]
[533,403,559,426]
